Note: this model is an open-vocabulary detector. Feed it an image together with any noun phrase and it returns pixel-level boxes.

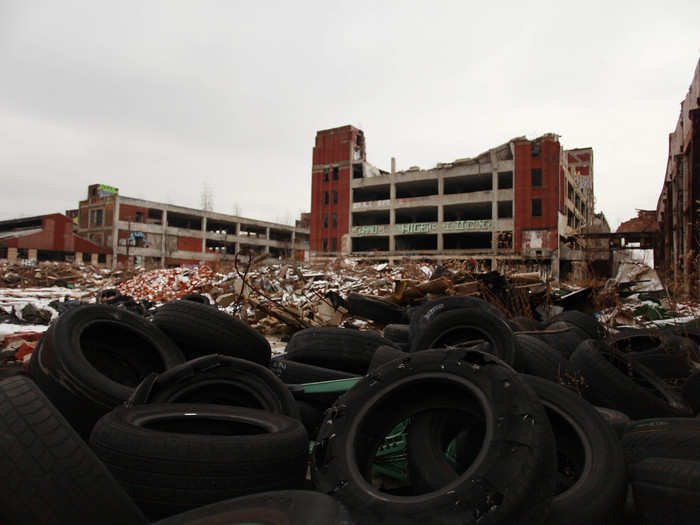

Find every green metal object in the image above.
[299,377,361,394]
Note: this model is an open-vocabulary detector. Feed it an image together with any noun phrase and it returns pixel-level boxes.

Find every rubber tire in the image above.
[569,340,690,419]
[383,323,410,344]
[153,300,271,365]
[407,374,627,525]
[513,334,568,382]
[409,296,506,342]
[295,400,325,437]
[510,316,543,331]
[549,311,605,339]
[410,307,516,365]
[180,293,211,305]
[629,458,700,525]
[346,293,406,325]
[622,418,700,465]
[538,322,590,358]
[0,375,147,525]
[90,404,309,520]
[311,348,557,525]
[682,370,700,413]
[29,304,185,438]
[627,348,693,379]
[153,490,353,525]
[127,354,299,419]
[285,327,398,374]
[594,407,631,439]
[368,345,407,372]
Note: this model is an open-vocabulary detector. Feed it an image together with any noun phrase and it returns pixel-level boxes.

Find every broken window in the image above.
[497,231,513,249]
[17,248,28,259]
[323,168,329,182]
[332,214,338,228]
[333,166,339,180]
[135,211,144,223]
[497,171,513,189]
[531,142,541,157]
[322,238,328,251]
[323,192,329,205]
[333,190,338,204]
[331,238,337,251]
[531,199,542,217]
[353,164,363,179]
[575,217,580,228]
[90,209,103,226]
[568,209,574,227]
[568,183,574,201]
[323,214,328,228]
[575,194,581,210]
[531,168,542,187]
[497,201,513,218]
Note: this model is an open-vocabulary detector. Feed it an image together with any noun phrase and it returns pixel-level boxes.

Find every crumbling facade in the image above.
[310,126,594,272]
[75,184,310,268]
[656,59,700,293]
[0,214,109,265]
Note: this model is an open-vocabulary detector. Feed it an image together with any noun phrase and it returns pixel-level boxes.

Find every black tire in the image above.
[311,347,557,525]
[627,348,693,379]
[595,407,631,439]
[127,354,299,419]
[346,293,406,325]
[0,375,146,525]
[407,374,627,525]
[153,490,353,525]
[682,370,700,413]
[510,316,543,331]
[153,300,271,365]
[549,310,605,339]
[285,327,397,374]
[569,340,690,419]
[513,333,567,382]
[270,357,356,384]
[409,296,505,342]
[368,344,407,371]
[295,399,325,436]
[180,293,211,305]
[622,418,700,465]
[97,288,121,303]
[410,308,516,364]
[538,321,590,358]
[383,323,410,344]
[29,304,185,438]
[90,404,309,520]
[629,458,700,525]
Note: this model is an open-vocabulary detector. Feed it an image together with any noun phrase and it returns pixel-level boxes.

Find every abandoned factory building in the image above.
[656,58,700,291]
[309,125,594,270]
[71,184,310,267]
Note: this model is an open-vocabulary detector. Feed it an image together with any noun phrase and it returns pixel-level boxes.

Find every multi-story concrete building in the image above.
[310,125,593,273]
[74,184,310,267]
[656,58,700,294]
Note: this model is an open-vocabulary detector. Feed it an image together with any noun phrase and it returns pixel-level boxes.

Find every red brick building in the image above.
[310,125,593,273]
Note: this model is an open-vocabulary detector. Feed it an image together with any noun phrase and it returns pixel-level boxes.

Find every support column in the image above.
[28,249,38,263]
[74,252,83,265]
[490,151,499,256]
[90,252,98,265]
[161,209,168,267]
[201,217,207,253]
[389,181,396,253]
[437,204,444,252]
[235,223,241,254]
[7,247,17,263]
[265,227,270,254]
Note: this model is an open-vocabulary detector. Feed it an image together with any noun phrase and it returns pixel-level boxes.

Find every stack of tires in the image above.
[2,300,348,524]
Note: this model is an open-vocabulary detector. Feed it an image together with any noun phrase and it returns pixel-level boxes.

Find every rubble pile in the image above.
[0,261,117,289]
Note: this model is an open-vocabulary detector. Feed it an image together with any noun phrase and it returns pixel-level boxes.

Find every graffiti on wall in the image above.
[351,219,493,236]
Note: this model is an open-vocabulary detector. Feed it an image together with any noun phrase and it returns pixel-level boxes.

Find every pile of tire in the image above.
[2,299,349,524]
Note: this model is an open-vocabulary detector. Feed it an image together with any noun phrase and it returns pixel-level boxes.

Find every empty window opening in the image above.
[322,238,328,252]
[323,168,329,182]
[352,210,390,226]
[396,179,438,199]
[333,191,338,204]
[575,194,581,210]
[239,224,266,238]
[531,199,542,217]
[17,248,29,260]
[82,252,92,263]
[444,232,492,250]
[167,212,202,230]
[134,211,144,223]
[567,210,574,227]
[331,238,337,252]
[497,231,513,249]
[323,191,329,205]
[531,142,541,157]
[531,168,542,187]
[444,173,492,194]
[352,236,389,252]
[568,183,574,201]
[395,206,438,224]
[497,201,513,218]
[332,214,338,228]
[269,229,292,242]
[323,214,328,228]
[207,219,238,235]
[395,234,437,251]
[147,208,163,225]
[353,185,390,203]
[353,164,363,179]
[497,171,513,189]
[333,166,339,180]
[443,202,492,221]
[206,239,236,254]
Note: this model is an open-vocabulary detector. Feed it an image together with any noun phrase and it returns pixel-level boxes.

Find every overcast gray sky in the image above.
[1,1,699,229]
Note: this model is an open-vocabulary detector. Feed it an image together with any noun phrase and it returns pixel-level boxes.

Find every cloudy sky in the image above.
[1,1,698,228]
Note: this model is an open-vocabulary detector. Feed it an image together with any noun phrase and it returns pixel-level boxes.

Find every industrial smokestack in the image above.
[391,157,396,174]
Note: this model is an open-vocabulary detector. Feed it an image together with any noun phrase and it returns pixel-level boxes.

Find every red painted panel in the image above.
[177,236,202,252]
